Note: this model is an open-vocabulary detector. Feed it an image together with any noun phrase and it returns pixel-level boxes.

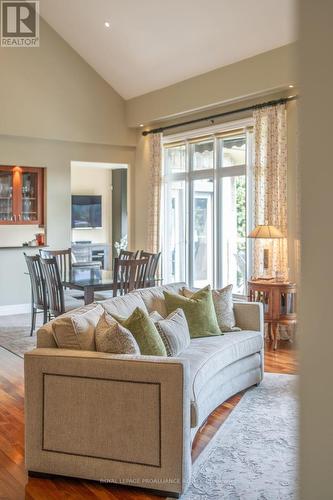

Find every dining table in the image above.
[63,267,115,305]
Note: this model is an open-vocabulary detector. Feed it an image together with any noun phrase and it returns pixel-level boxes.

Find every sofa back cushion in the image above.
[52,304,104,350]
[135,282,186,317]
[100,293,148,317]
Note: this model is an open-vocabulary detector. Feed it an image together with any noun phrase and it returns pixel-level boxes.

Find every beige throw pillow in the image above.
[95,313,140,354]
[182,285,241,332]
[154,308,191,356]
[52,304,104,350]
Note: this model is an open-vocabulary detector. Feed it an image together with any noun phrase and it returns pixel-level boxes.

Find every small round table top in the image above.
[248,279,296,288]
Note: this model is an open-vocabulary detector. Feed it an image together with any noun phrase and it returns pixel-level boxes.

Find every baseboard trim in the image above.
[0,303,30,316]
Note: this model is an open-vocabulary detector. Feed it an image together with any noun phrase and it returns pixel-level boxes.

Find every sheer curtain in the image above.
[146,133,162,253]
[252,103,288,279]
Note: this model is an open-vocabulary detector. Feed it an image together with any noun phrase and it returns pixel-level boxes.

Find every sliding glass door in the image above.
[162,123,252,296]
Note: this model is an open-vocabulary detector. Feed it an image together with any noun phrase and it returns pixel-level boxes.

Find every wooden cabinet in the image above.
[248,280,297,350]
[0,166,44,225]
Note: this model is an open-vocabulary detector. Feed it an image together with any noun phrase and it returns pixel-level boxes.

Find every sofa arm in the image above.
[24,349,191,497]
[233,301,264,336]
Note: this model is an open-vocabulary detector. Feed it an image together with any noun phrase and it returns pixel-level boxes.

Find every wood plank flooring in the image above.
[0,339,297,499]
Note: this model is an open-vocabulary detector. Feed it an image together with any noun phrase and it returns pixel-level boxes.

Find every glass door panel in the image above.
[192,140,214,170]
[221,136,246,167]
[164,145,186,174]
[21,171,39,222]
[220,175,246,294]
[0,171,13,222]
[192,178,214,288]
[164,179,186,283]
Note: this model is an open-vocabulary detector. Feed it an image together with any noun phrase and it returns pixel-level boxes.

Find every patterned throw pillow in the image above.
[154,308,191,356]
[182,284,241,332]
[164,286,221,338]
[95,313,140,354]
[111,307,167,356]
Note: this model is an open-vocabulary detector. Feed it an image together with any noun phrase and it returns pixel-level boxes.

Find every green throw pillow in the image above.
[111,307,167,356]
[163,286,221,338]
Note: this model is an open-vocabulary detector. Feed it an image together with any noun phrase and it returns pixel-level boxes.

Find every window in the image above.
[162,120,253,296]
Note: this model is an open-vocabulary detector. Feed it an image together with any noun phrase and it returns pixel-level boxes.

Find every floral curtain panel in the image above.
[146,133,162,253]
[252,103,289,279]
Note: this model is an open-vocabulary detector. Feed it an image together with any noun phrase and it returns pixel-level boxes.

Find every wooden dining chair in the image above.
[40,248,85,298]
[24,254,48,335]
[140,251,161,287]
[118,249,140,260]
[112,257,149,297]
[39,248,72,283]
[40,257,83,317]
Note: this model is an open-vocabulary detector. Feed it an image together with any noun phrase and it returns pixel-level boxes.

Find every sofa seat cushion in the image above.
[181,330,263,402]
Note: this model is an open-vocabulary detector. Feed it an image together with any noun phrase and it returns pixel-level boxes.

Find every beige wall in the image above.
[71,166,112,245]
[126,43,297,127]
[0,17,135,147]
[299,1,333,498]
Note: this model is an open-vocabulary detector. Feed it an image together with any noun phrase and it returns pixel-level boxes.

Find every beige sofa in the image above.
[24,282,264,497]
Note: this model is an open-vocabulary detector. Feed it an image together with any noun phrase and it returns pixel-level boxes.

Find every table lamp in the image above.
[248,224,283,278]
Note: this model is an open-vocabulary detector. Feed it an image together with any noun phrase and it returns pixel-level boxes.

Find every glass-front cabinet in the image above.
[0,166,44,225]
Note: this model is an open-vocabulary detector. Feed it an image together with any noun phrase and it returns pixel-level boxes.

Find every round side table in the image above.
[248,280,297,350]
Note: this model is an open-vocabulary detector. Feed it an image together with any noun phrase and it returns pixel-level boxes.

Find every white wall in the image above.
[71,166,112,244]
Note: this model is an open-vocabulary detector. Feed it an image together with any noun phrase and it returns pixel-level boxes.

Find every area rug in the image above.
[179,373,298,500]
[0,313,39,358]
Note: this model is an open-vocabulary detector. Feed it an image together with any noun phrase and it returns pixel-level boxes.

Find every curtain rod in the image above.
[142,95,298,136]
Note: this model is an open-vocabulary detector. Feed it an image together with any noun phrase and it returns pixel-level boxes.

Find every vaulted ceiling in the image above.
[40,0,297,100]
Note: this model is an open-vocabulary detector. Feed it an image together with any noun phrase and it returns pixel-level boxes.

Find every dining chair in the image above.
[139,251,161,287]
[40,257,84,317]
[118,249,140,260]
[39,248,85,298]
[24,254,48,335]
[113,257,149,297]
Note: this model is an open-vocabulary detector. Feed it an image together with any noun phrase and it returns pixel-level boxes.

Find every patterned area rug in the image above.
[0,313,39,358]
[179,373,298,500]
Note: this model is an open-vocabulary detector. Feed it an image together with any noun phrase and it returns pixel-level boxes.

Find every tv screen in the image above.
[72,195,102,229]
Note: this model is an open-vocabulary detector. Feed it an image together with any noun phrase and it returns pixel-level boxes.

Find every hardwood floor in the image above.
[0,339,297,499]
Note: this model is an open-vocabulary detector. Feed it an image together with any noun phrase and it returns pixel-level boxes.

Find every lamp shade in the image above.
[248,224,284,239]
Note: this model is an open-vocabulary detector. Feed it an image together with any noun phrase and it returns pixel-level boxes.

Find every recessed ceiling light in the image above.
[289,84,294,88]
[140,124,144,127]
[104,21,110,28]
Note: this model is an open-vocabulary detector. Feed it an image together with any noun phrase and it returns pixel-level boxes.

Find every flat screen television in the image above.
[71,195,102,229]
